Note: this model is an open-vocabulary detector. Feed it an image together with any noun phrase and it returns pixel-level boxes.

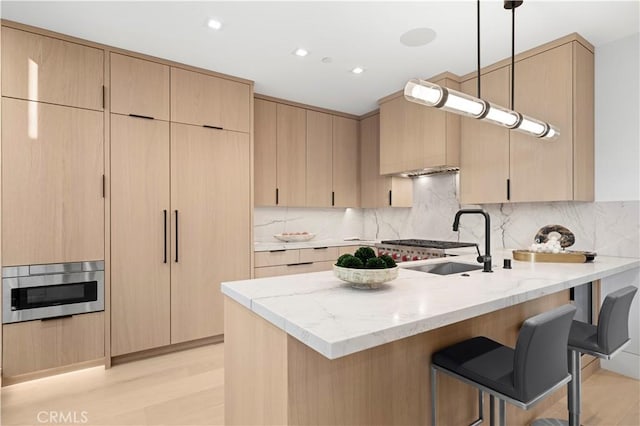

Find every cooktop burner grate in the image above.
[380,239,477,249]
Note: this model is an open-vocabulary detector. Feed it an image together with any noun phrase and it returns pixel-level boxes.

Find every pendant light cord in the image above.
[477,0,481,98]
[511,5,515,110]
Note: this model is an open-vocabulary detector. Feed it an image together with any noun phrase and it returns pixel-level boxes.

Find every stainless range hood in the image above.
[398,166,460,178]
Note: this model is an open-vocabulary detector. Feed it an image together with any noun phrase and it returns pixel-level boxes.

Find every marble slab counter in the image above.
[222,249,640,360]
[254,239,377,252]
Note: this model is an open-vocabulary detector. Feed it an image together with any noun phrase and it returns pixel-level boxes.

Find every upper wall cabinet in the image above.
[254,99,278,206]
[171,67,251,132]
[1,27,104,111]
[360,114,412,208]
[306,110,333,207]
[459,37,594,204]
[378,74,460,175]
[110,53,170,120]
[332,116,360,207]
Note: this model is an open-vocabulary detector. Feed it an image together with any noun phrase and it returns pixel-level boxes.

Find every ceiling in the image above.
[1,1,638,115]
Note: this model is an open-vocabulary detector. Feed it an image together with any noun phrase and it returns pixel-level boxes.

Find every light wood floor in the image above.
[1,343,638,425]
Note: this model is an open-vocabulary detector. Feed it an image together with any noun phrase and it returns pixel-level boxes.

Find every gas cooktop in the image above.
[380,239,477,249]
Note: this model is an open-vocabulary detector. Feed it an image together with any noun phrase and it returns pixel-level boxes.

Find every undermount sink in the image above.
[404,262,483,276]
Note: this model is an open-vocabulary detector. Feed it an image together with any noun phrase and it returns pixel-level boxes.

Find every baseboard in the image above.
[111,335,223,366]
[601,350,640,379]
[2,358,105,387]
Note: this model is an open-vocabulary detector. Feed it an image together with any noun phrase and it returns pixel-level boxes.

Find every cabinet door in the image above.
[254,99,277,206]
[360,114,412,208]
[332,116,359,207]
[171,67,250,132]
[111,114,170,356]
[510,43,573,202]
[459,67,511,204]
[379,96,408,175]
[110,53,170,120]
[276,104,306,206]
[170,124,251,343]
[1,27,103,110]
[306,110,333,207]
[1,98,103,266]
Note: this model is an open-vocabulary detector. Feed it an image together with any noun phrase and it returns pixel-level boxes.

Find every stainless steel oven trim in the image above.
[2,269,104,324]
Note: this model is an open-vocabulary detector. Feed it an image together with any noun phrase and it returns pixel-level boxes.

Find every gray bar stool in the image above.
[565,285,638,426]
[430,304,576,426]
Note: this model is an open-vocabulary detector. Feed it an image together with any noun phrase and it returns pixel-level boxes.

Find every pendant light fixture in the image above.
[404,0,559,140]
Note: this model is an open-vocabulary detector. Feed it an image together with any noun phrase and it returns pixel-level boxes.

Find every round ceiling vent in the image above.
[400,27,437,47]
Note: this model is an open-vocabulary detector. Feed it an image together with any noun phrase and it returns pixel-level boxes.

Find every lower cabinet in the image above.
[111,115,251,356]
[2,312,104,377]
[253,245,366,278]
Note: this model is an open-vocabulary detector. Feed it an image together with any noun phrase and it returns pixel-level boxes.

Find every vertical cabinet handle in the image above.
[389,190,392,206]
[276,188,279,205]
[506,179,511,201]
[175,210,179,263]
[332,191,335,206]
[163,210,167,263]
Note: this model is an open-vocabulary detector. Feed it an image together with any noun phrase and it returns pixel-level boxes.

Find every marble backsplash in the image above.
[255,174,639,258]
[362,174,640,258]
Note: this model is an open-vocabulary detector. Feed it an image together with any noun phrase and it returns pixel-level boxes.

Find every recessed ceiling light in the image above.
[293,48,309,57]
[351,67,364,74]
[400,27,437,47]
[207,18,222,30]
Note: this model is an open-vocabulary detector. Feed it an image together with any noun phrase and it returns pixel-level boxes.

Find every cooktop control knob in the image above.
[402,255,408,262]
[413,256,420,261]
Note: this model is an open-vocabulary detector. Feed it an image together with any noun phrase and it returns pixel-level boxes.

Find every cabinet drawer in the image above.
[2,312,105,377]
[254,260,334,278]
[299,247,339,263]
[171,67,251,132]
[110,53,170,120]
[337,245,366,256]
[255,250,300,268]
[1,27,104,110]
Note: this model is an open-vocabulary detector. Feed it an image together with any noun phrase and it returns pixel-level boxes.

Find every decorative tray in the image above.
[273,233,315,242]
[512,250,597,263]
[333,265,399,289]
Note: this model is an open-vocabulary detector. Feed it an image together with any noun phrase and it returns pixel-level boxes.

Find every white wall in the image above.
[595,32,640,201]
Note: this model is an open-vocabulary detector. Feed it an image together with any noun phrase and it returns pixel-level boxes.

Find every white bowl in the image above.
[273,233,316,242]
[333,265,399,289]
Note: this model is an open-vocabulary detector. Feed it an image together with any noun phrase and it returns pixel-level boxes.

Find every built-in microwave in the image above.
[2,261,104,324]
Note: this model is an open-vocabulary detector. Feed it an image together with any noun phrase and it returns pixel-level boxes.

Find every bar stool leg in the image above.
[568,350,581,426]
[489,395,495,426]
[498,399,506,426]
[431,366,437,426]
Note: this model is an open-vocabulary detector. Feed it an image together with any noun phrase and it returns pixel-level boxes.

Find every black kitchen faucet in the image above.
[452,209,493,273]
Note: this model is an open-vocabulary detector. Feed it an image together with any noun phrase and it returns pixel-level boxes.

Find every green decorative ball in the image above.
[379,254,396,268]
[341,256,364,269]
[354,246,377,263]
[336,254,354,267]
[365,257,387,269]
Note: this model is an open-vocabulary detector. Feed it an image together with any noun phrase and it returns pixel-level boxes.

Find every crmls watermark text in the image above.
[37,411,89,424]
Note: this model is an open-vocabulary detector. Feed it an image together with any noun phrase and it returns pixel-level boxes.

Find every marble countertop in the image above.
[221,249,640,360]
[254,239,378,252]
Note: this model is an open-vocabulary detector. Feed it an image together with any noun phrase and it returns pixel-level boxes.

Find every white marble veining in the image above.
[254,207,364,243]
[222,249,640,360]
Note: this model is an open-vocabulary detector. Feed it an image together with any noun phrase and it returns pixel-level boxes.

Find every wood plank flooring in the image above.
[1,343,638,425]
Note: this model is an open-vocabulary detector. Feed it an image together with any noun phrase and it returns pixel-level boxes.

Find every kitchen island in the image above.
[222,250,639,425]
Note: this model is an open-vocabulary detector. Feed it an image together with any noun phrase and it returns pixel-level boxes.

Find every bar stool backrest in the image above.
[513,304,576,402]
[597,286,638,354]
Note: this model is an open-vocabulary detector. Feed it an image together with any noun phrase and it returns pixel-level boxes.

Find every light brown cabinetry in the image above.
[459,38,594,203]
[110,53,170,120]
[254,99,278,206]
[360,114,412,208]
[254,247,339,278]
[276,103,307,206]
[1,98,104,266]
[460,67,511,204]
[170,124,250,344]
[110,114,171,356]
[2,312,104,377]
[306,110,333,207]
[378,74,460,175]
[171,67,251,132]
[1,27,104,110]
[332,116,360,207]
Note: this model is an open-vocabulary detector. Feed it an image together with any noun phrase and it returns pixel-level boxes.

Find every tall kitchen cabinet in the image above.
[360,114,412,208]
[110,54,251,356]
[459,35,594,203]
